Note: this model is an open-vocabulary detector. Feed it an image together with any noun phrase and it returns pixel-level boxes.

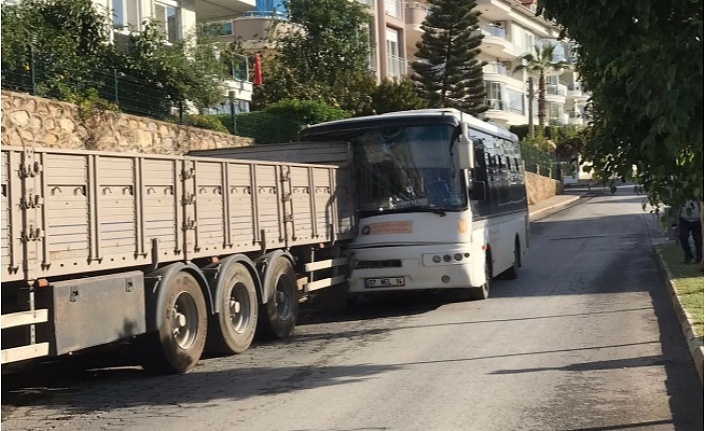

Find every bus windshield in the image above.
[349,124,467,215]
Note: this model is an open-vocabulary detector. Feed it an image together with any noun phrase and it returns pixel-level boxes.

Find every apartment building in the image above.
[89,0,256,112]
[203,0,590,126]
[403,0,590,127]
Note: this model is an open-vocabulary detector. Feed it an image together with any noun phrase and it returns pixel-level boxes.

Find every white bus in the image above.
[300,108,529,300]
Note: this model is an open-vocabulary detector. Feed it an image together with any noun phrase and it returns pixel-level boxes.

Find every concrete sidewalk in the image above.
[528,193,583,221]
[529,191,704,387]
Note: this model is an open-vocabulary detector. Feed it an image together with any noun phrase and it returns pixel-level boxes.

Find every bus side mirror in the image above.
[471,181,487,200]
[456,124,473,170]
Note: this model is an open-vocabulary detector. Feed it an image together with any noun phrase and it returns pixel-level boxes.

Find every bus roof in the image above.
[300,108,518,142]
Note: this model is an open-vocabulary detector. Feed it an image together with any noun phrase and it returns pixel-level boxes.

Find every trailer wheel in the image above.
[257,257,298,339]
[141,271,207,374]
[207,262,258,355]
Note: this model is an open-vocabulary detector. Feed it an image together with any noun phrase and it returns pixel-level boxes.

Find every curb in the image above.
[654,246,704,387]
[529,195,582,222]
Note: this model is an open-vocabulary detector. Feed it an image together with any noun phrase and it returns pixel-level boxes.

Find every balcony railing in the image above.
[486,98,508,111]
[385,0,403,19]
[567,82,583,93]
[545,84,567,97]
[239,10,287,18]
[483,62,508,76]
[480,24,506,39]
[386,54,405,77]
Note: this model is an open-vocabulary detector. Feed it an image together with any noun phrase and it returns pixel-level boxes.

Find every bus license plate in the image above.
[365,277,405,288]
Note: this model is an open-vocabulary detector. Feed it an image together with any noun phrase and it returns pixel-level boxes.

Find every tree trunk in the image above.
[538,71,546,128]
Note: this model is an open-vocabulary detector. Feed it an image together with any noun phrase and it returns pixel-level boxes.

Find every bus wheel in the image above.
[257,257,298,339]
[207,262,258,355]
[141,271,207,374]
[469,258,491,300]
[501,240,520,280]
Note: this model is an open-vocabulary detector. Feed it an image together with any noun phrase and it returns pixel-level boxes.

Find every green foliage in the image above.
[410,0,487,114]
[216,112,304,144]
[116,21,229,113]
[510,124,588,159]
[1,0,235,124]
[183,115,229,133]
[263,99,350,124]
[521,140,559,178]
[1,0,112,99]
[255,0,374,115]
[372,77,427,114]
[537,0,704,206]
[513,43,569,127]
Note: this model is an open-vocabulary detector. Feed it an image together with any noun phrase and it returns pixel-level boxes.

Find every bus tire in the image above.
[501,239,521,280]
[140,271,207,374]
[468,257,491,300]
[257,257,298,339]
[207,262,258,355]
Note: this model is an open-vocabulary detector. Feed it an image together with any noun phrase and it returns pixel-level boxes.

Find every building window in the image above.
[511,24,534,52]
[155,1,179,43]
[384,0,403,19]
[508,89,524,114]
[112,0,140,30]
[221,21,233,36]
[485,81,508,111]
[386,28,404,77]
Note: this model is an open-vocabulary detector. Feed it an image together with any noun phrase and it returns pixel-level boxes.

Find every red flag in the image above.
[253,53,262,86]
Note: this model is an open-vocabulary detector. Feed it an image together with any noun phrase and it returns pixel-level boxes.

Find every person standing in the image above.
[677,200,702,264]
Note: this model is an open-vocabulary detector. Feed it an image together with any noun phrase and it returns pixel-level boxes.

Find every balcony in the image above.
[357,0,374,7]
[476,25,517,61]
[565,82,589,102]
[544,83,567,104]
[405,2,429,49]
[387,54,405,78]
[483,99,526,126]
[195,0,256,21]
[228,11,296,51]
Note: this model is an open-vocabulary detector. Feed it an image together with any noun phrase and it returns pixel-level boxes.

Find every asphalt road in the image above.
[2,185,704,431]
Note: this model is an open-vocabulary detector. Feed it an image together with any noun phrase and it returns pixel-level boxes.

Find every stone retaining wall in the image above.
[1,91,252,154]
[525,171,564,205]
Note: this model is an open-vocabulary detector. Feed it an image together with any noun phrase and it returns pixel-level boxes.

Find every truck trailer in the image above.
[1,143,355,373]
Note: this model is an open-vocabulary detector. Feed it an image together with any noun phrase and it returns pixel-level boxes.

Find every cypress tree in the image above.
[411,0,487,115]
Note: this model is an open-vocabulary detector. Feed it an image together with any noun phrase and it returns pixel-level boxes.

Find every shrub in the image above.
[262,99,350,125]
[183,114,228,133]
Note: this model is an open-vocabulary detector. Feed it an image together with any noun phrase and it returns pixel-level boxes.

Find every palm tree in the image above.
[513,42,568,128]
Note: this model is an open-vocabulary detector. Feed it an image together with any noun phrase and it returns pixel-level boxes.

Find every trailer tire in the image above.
[140,271,207,374]
[207,262,258,355]
[257,257,298,340]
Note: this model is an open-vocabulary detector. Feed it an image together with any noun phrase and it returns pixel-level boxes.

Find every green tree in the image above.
[372,77,427,114]
[410,0,486,114]
[1,0,235,120]
[1,0,112,98]
[513,42,568,128]
[118,21,230,114]
[254,0,375,115]
[537,0,703,208]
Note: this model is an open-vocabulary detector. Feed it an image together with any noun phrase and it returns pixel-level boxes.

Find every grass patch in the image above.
[656,243,704,337]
